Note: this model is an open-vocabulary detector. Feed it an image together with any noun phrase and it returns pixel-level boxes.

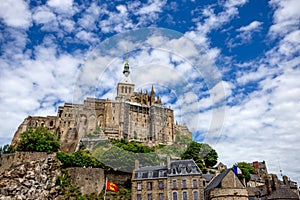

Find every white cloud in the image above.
[98,4,134,34]
[32,7,56,24]
[0,39,82,145]
[238,21,263,32]
[78,3,106,31]
[0,0,31,29]
[135,0,167,26]
[47,0,74,13]
[76,30,99,43]
[269,0,300,37]
[227,21,263,49]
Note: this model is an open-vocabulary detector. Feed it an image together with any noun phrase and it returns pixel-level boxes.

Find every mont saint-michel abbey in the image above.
[12,56,191,153]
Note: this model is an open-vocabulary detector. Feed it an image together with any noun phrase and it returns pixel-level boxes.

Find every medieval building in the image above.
[11,55,191,152]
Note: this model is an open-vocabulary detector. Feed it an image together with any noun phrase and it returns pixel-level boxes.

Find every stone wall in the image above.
[106,170,132,187]
[0,152,53,174]
[209,188,249,200]
[0,156,61,199]
[67,167,105,195]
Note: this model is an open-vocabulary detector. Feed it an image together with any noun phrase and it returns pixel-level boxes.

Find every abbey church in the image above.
[11,56,191,152]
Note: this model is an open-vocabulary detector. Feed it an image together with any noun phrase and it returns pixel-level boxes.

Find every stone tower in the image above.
[116,52,134,101]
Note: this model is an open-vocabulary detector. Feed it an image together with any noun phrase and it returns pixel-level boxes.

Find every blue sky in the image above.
[0,0,300,184]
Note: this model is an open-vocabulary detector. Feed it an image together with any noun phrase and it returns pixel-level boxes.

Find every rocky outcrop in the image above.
[0,156,61,199]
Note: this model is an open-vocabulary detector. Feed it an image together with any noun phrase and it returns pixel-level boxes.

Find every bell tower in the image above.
[116,52,135,101]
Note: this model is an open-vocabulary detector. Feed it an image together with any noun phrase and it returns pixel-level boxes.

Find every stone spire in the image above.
[119,51,132,84]
[123,51,130,76]
[150,85,155,105]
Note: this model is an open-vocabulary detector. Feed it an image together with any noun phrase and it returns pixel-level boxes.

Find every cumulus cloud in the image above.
[47,0,74,14]
[269,0,300,38]
[0,0,31,29]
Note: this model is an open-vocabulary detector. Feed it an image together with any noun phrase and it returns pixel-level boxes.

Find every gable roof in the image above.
[205,170,231,191]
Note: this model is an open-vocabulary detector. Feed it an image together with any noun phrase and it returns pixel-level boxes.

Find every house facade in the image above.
[132,158,205,200]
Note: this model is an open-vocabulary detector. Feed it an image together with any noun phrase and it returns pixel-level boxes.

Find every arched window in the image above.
[172,192,178,200]
[193,191,199,200]
[183,191,188,200]
[125,86,128,93]
[121,86,124,93]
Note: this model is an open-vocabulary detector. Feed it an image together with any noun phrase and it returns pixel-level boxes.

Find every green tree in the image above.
[203,149,218,168]
[1,144,15,154]
[181,141,218,171]
[56,150,106,168]
[16,126,60,154]
[102,145,160,172]
[235,162,255,182]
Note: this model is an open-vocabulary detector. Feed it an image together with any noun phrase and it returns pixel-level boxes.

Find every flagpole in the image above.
[104,177,107,200]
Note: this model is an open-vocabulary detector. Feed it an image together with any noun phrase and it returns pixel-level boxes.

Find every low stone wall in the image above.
[0,152,54,174]
[67,167,105,195]
[106,170,132,187]
[209,188,249,200]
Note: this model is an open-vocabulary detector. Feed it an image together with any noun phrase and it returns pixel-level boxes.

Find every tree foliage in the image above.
[56,150,106,168]
[0,144,15,154]
[16,126,60,154]
[181,141,218,171]
[110,139,154,153]
[235,162,255,182]
[98,145,160,172]
[91,139,159,172]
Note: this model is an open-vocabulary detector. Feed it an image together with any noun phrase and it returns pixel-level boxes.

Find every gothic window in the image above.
[121,86,124,93]
[172,192,178,200]
[137,182,142,190]
[193,191,199,200]
[125,86,127,93]
[182,180,187,189]
[183,191,188,200]
[129,87,131,93]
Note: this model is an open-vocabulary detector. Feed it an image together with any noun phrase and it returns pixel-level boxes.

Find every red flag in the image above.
[106,181,118,192]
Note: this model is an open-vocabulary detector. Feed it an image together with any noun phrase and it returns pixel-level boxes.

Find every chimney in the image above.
[134,160,139,170]
[167,156,171,170]
[265,175,272,195]
[271,174,278,190]
[283,175,289,185]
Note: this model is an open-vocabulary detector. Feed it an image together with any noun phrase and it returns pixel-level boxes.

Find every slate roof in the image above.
[133,159,202,180]
[204,169,231,191]
[203,174,215,183]
[267,185,299,199]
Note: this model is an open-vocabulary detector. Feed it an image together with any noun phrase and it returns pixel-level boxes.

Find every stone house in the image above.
[204,169,249,200]
[131,157,204,200]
